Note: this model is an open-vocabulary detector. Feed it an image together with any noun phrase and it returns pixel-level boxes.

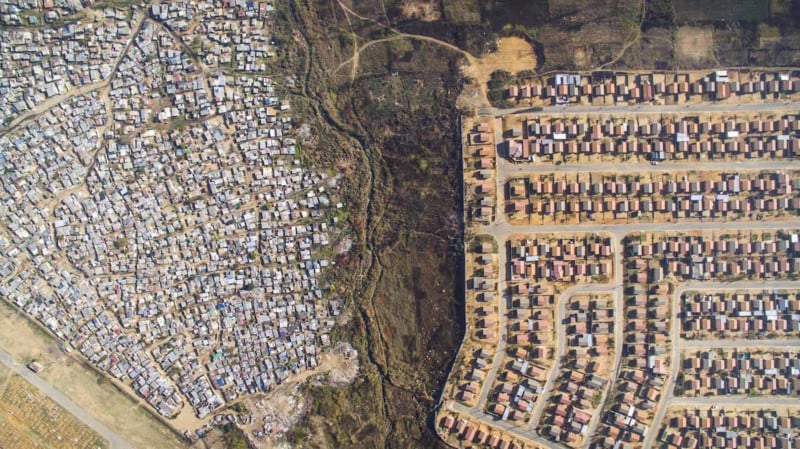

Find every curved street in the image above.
[443,84,800,449]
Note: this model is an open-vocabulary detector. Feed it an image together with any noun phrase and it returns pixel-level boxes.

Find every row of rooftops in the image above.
[594,273,674,446]
[507,115,800,161]
[540,341,610,447]
[682,350,800,395]
[662,409,800,449]
[524,116,800,138]
[440,414,526,449]
[505,70,800,105]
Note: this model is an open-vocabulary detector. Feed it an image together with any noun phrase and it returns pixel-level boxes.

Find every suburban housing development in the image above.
[437,69,800,449]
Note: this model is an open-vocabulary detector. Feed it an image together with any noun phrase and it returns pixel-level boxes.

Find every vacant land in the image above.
[674,26,715,64]
[0,301,188,449]
[0,373,109,449]
[673,0,770,22]
[267,0,476,448]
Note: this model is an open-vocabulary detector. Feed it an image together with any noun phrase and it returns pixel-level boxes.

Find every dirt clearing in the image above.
[468,36,536,86]
[675,26,714,64]
[399,0,439,21]
[459,36,537,109]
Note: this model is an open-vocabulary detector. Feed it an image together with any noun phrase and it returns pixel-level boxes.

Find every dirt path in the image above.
[0,12,147,139]
[333,0,479,84]
[597,0,647,69]
[332,0,537,110]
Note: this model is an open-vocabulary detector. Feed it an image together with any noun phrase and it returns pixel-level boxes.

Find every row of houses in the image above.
[541,356,609,447]
[504,71,800,106]
[681,350,800,396]
[545,298,611,444]
[681,291,800,336]
[509,237,614,282]
[509,135,800,162]
[439,414,526,449]
[628,233,800,282]
[524,116,800,140]
[661,409,800,449]
[592,281,673,447]
[525,173,795,197]
[487,375,542,421]
[466,122,496,222]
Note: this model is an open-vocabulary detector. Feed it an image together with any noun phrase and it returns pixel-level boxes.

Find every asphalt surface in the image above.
[499,159,800,175]
[670,397,800,407]
[682,339,800,349]
[490,100,800,118]
[451,134,800,447]
[643,280,800,449]
[0,347,133,449]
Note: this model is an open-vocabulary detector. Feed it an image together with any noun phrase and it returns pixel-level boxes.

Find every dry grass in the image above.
[465,36,537,87]
[399,0,440,21]
[675,26,714,64]
[0,374,109,449]
[459,36,537,110]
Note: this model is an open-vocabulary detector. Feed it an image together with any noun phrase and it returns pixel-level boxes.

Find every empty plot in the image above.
[675,26,714,64]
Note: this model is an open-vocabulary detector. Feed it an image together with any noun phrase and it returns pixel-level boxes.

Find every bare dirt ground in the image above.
[0,301,191,449]
[239,342,359,448]
[459,36,538,110]
[675,26,715,64]
[399,0,440,21]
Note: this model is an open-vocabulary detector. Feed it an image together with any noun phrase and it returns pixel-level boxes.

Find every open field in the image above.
[674,26,714,65]
[0,364,9,392]
[0,300,189,449]
[673,0,770,22]
[0,373,109,449]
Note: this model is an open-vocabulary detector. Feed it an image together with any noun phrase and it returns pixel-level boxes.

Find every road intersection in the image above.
[443,96,800,449]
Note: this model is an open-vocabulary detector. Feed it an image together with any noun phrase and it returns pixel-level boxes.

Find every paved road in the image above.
[498,159,800,175]
[0,348,134,449]
[643,279,800,448]
[681,339,800,349]
[490,100,800,118]
[670,397,800,407]
[450,401,567,449]
[487,218,800,242]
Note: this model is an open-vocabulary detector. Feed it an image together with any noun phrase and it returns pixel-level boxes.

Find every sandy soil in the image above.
[238,342,360,448]
[459,36,538,110]
[399,0,440,21]
[675,26,715,64]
